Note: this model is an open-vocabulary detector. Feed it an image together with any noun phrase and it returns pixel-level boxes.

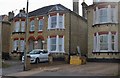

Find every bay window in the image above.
[93,32,118,52]
[48,13,64,29]
[93,5,118,24]
[47,35,64,52]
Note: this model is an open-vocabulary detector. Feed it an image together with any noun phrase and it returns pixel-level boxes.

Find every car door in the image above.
[41,50,48,61]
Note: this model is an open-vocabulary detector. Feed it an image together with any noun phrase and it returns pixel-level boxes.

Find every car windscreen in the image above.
[29,50,40,54]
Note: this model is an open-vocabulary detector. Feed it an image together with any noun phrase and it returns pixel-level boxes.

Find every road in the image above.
[5,62,119,76]
[2,60,23,76]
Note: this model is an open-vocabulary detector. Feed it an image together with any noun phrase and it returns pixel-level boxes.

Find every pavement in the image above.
[4,62,119,76]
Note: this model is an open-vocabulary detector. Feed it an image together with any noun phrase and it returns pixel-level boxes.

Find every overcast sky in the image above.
[0,0,93,16]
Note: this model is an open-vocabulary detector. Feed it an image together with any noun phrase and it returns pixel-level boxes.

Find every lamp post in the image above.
[24,0,29,71]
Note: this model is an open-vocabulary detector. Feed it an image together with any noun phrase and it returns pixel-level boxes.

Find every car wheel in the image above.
[35,58,39,64]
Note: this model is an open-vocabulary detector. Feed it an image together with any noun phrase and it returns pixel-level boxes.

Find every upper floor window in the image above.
[51,16,57,28]
[93,5,118,25]
[30,20,35,31]
[21,21,25,32]
[38,19,44,31]
[99,8,107,23]
[48,13,64,29]
[15,21,20,32]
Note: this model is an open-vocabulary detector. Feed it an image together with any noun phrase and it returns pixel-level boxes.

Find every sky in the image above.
[0,0,93,16]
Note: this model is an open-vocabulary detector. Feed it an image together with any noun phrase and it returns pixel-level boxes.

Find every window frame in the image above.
[38,19,44,31]
[30,20,35,32]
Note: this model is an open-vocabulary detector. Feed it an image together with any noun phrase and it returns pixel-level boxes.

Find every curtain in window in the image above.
[38,39,43,49]
[29,40,34,51]
[21,21,25,32]
[20,40,25,52]
[51,16,57,28]
[38,19,44,31]
[30,20,35,31]
[15,21,20,32]
[13,40,19,51]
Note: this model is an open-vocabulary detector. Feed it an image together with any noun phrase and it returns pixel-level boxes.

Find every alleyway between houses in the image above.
[1,60,119,76]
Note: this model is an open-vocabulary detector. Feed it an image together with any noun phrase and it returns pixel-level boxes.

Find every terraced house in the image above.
[10,1,87,60]
[87,0,120,61]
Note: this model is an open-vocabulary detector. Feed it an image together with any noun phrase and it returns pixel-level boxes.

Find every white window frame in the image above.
[93,5,118,25]
[47,35,65,53]
[38,19,44,31]
[15,21,20,32]
[99,8,108,23]
[48,13,65,29]
[30,20,35,31]
[13,40,19,51]
[20,40,25,52]
[21,21,25,32]
[93,32,118,52]
[99,34,108,52]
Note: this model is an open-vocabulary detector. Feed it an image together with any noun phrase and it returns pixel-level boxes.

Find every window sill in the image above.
[92,51,120,53]
[12,32,25,34]
[92,22,118,27]
[29,31,35,34]
[38,31,43,33]
[47,28,65,30]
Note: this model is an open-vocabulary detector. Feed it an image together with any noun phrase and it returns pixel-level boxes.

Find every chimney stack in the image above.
[81,1,88,19]
[8,11,14,21]
[73,0,79,14]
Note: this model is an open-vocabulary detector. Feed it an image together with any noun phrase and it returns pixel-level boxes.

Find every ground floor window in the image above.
[47,35,64,53]
[93,32,118,52]
[13,39,25,52]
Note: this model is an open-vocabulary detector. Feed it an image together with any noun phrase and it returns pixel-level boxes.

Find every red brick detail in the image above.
[30,17,34,21]
[39,16,43,20]
[94,4,115,11]
[14,18,19,22]
[20,38,24,40]
[50,13,57,16]
[59,35,63,38]
[94,33,96,36]
[111,31,116,34]
[98,31,108,35]
[38,31,43,33]
[59,13,64,16]
[21,18,25,21]
[36,35,44,40]
[28,36,35,41]
[14,38,19,40]
[50,35,56,38]
[29,31,35,34]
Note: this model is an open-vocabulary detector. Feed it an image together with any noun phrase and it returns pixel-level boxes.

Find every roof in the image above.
[14,4,86,21]
[28,4,70,17]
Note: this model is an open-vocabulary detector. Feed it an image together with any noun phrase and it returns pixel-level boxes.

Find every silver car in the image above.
[22,49,49,64]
